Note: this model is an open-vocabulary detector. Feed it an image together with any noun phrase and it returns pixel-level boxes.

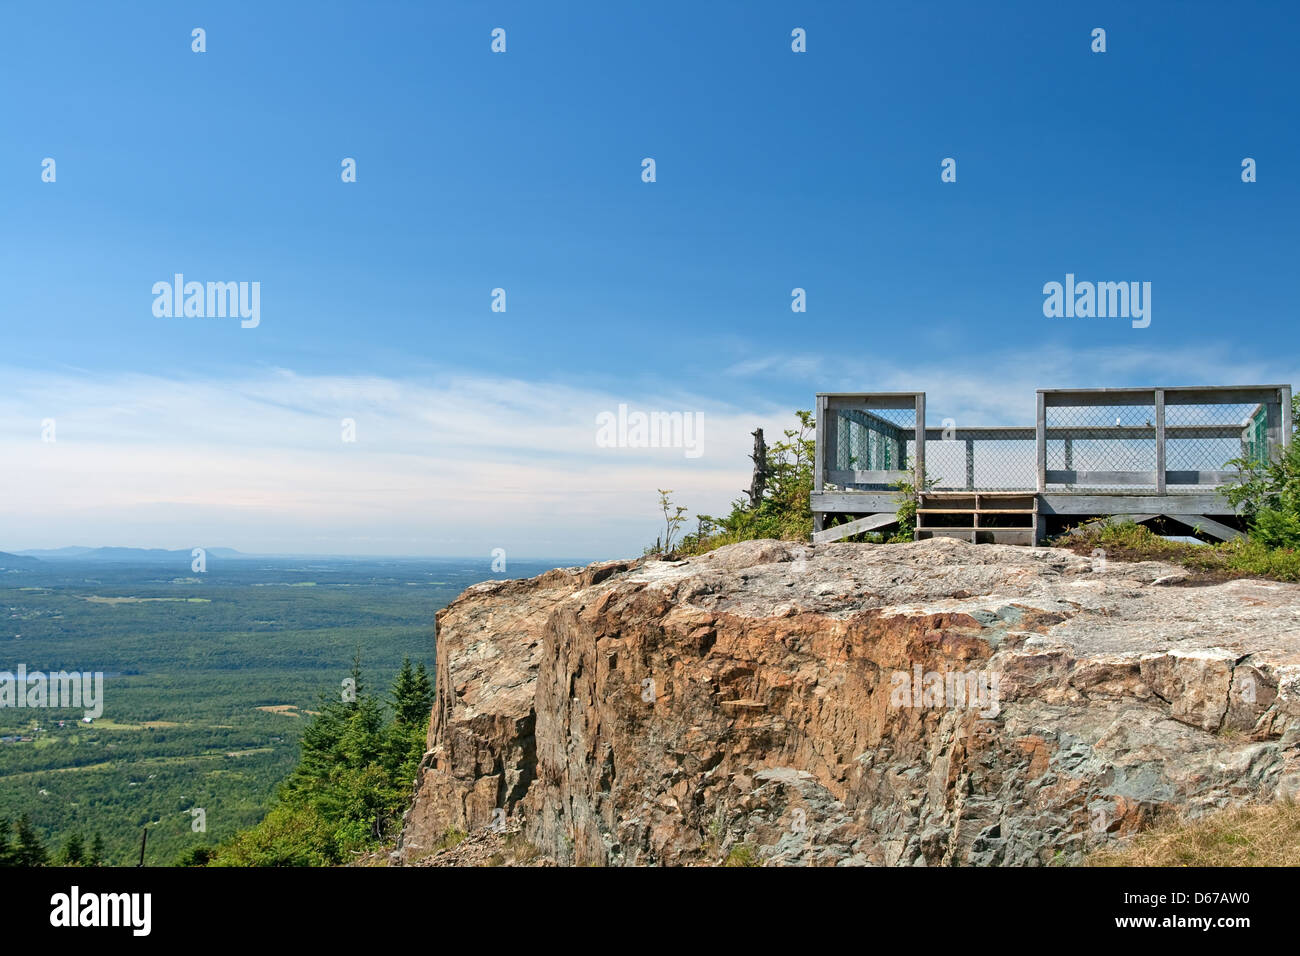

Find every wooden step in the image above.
[916,528,1037,546]
[914,492,1041,546]
[919,493,1037,512]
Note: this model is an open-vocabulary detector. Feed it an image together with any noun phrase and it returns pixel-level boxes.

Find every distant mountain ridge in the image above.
[0,551,41,568]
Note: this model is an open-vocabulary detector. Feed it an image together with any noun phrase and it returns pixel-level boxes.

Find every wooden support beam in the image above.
[1038,493,1231,515]
[1046,470,1157,486]
[1164,470,1238,486]
[1267,400,1283,461]
[813,394,826,494]
[811,492,902,513]
[1036,391,1046,493]
[1282,386,1293,449]
[1044,424,1243,440]
[1042,386,1289,407]
[1163,514,1245,543]
[1154,388,1166,494]
[913,392,926,489]
[924,426,1035,440]
[823,393,921,410]
[812,513,899,543]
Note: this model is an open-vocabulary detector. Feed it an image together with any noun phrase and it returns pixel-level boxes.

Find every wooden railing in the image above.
[815,385,1292,497]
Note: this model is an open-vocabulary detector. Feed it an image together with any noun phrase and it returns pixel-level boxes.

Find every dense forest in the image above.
[0,555,567,864]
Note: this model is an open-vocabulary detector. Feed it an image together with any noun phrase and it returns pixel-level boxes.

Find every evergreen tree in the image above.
[58,831,86,866]
[392,657,434,725]
[14,815,48,866]
[89,832,106,866]
[0,819,14,867]
[215,658,437,866]
[391,657,418,723]
[413,661,433,708]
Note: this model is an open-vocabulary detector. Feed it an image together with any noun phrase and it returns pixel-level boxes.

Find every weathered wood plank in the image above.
[916,529,976,543]
[974,529,1036,546]
[1046,470,1157,486]
[1041,388,1154,407]
[1036,391,1046,493]
[1046,469,1239,487]
[1267,401,1283,459]
[811,492,902,513]
[1164,514,1245,542]
[1162,386,1291,406]
[1154,389,1166,494]
[923,426,1035,440]
[1164,470,1237,485]
[1041,425,1240,440]
[1282,386,1293,449]
[1042,386,1286,407]
[824,393,920,410]
[913,392,925,490]
[1038,493,1231,515]
[812,513,899,543]
[814,394,826,494]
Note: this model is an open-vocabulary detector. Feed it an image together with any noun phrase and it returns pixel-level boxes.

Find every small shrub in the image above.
[722,842,760,867]
[436,825,467,852]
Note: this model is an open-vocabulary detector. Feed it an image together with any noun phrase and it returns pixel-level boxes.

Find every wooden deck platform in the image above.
[811,384,1291,545]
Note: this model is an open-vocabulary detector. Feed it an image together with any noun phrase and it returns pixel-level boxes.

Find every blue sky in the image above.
[1,1,1297,557]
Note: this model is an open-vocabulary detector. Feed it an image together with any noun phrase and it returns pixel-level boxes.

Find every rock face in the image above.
[396,539,1300,866]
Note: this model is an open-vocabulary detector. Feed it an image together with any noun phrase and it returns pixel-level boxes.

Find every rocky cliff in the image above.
[396,538,1300,866]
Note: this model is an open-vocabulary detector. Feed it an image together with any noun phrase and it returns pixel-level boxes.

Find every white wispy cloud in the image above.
[0,367,794,557]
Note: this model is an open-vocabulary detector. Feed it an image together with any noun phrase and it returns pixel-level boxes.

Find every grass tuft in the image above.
[1088,801,1300,867]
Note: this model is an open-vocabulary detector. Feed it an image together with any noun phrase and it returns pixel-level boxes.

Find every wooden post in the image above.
[1035,391,1046,493]
[814,395,826,494]
[1281,386,1293,450]
[1154,388,1166,494]
[913,393,926,489]
[1266,398,1283,460]
[965,438,975,491]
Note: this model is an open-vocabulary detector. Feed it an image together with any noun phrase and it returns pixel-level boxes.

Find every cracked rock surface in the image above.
[397,538,1300,866]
